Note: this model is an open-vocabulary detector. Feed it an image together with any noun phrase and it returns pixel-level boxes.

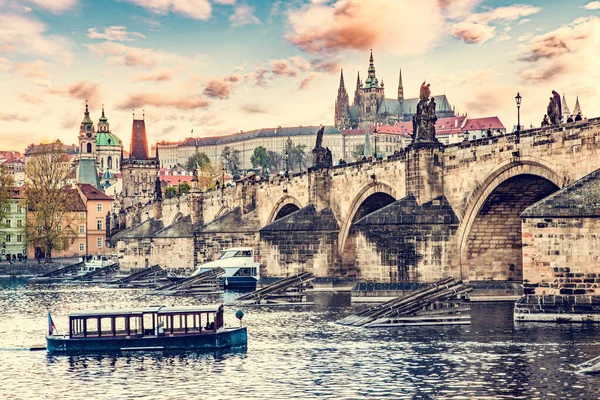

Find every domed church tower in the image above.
[76,101,100,189]
[95,105,123,177]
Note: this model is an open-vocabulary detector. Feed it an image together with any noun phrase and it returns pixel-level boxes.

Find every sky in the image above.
[1,0,600,151]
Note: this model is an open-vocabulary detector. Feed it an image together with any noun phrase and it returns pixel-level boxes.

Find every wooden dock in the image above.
[104,265,169,288]
[234,272,315,306]
[337,278,472,327]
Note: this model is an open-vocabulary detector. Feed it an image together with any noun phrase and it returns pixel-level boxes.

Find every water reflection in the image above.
[1,284,600,399]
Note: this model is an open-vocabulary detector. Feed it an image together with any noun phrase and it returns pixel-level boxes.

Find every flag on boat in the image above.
[48,311,57,335]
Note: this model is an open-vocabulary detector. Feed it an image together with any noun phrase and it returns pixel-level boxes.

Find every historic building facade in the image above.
[120,116,160,209]
[334,51,455,129]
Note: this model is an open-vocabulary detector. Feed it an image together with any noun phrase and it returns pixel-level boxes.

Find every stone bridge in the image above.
[114,118,600,283]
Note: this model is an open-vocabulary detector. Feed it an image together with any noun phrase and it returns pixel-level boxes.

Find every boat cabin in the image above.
[67,305,224,339]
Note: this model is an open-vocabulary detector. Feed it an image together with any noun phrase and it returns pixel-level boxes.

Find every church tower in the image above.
[120,111,160,208]
[76,101,100,188]
[358,50,385,126]
[334,70,351,129]
[353,71,361,106]
[397,69,404,101]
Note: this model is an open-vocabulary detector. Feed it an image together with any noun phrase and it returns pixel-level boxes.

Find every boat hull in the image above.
[46,327,247,353]
[223,276,257,289]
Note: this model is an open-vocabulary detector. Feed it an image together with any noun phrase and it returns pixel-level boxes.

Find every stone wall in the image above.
[194,232,258,266]
[522,217,600,296]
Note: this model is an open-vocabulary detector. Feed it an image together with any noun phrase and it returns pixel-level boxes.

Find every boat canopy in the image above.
[69,305,221,318]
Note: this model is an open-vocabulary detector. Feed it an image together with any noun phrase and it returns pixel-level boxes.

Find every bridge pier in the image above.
[405,143,444,206]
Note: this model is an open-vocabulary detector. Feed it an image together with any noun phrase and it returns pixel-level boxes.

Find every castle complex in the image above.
[334,51,455,129]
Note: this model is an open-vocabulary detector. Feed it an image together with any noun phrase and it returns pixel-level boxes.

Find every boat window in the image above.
[129,316,142,336]
[236,250,252,257]
[219,250,239,259]
[86,317,99,337]
[114,317,126,336]
[143,313,155,335]
[233,268,253,277]
[100,318,112,336]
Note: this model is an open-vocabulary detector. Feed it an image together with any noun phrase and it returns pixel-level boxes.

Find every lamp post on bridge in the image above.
[373,126,378,159]
[515,92,522,133]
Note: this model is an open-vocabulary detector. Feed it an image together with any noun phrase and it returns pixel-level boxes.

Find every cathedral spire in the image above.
[365,49,378,88]
[573,96,582,116]
[561,94,570,119]
[354,71,361,106]
[338,69,346,91]
[398,68,404,101]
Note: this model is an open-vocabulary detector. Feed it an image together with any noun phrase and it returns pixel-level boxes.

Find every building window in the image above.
[5,235,10,243]
[97,203,102,213]
[87,143,92,153]
[79,225,85,234]
[97,219,103,230]
[16,205,22,213]
[16,220,22,228]
[107,156,112,169]
[17,235,22,243]
[5,220,10,228]
[79,243,85,252]
[80,212,85,219]
[97,237,103,248]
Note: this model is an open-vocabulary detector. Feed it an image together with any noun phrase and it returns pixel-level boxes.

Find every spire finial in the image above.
[132,109,135,119]
[85,99,89,114]
[101,103,105,117]
[143,109,145,120]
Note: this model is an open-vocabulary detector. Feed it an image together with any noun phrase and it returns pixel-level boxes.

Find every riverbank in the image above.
[0,257,80,277]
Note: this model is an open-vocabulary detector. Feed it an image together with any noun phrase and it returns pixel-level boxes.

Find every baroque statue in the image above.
[412,81,439,144]
[547,90,562,125]
[312,126,333,169]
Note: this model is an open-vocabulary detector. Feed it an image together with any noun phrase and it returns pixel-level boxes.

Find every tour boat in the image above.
[192,247,260,289]
[46,305,247,353]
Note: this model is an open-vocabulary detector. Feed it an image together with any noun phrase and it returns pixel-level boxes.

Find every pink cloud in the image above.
[14,60,47,78]
[203,79,232,99]
[0,14,72,64]
[117,92,210,110]
[584,2,600,10]
[27,0,78,14]
[0,112,30,122]
[518,16,600,84]
[451,22,496,44]
[47,80,101,104]
[285,0,448,56]
[20,93,43,104]
[87,26,146,41]
[133,70,174,82]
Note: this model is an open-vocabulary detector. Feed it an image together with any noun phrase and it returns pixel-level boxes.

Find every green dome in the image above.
[96,132,122,147]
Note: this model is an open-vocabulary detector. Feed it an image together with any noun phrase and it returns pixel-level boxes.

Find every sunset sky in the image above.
[1,0,599,151]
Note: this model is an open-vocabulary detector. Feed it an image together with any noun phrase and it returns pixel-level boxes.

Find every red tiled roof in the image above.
[463,116,505,131]
[77,183,113,200]
[161,176,194,186]
[2,157,24,165]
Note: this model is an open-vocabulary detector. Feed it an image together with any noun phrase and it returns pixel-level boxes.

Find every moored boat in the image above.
[46,305,247,353]
[192,247,260,289]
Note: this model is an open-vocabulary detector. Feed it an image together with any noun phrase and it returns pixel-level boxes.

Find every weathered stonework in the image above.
[260,205,340,277]
[109,118,600,283]
[354,196,459,282]
[522,168,600,295]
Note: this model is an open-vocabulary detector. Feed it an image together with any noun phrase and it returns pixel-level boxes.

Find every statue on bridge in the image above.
[547,90,562,125]
[411,81,439,144]
[312,126,333,169]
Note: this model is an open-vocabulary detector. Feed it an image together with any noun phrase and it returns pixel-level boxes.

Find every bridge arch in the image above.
[267,195,303,224]
[458,160,565,282]
[172,212,184,225]
[338,182,398,274]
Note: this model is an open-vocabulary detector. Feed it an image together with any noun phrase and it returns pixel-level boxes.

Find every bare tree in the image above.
[24,142,80,263]
[0,165,14,236]
[221,146,241,173]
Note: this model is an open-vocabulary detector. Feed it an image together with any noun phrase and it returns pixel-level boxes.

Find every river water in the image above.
[1,280,599,399]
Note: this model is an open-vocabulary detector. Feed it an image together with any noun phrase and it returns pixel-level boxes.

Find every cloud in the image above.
[518,18,532,26]
[214,0,235,4]
[225,73,241,82]
[270,58,299,77]
[244,68,269,87]
[47,80,101,104]
[584,2,600,10]
[133,70,174,82]
[87,26,146,41]
[241,104,267,114]
[26,0,78,13]
[117,92,210,110]
[229,4,260,27]
[13,60,47,79]
[203,79,232,99]
[452,22,496,44]
[299,74,315,90]
[0,112,30,122]
[452,4,541,44]
[122,0,212,20]
[518,16,600,84]
[310,58,341,73]
[437,0,481,19]
[20,93,43,104]
[85,42,192,69]
[0,14,72,64]
[285,0,450,56]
